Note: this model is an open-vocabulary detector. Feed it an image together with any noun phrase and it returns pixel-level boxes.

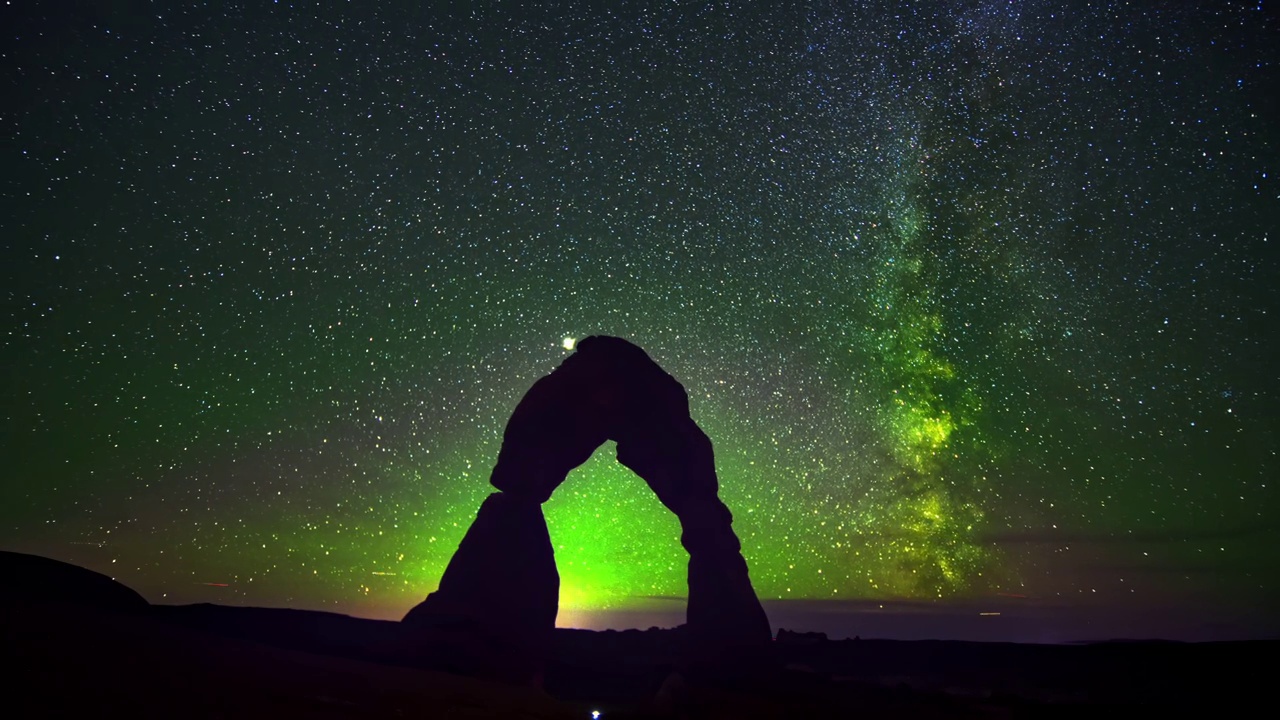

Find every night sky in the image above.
[3,2,1276,642]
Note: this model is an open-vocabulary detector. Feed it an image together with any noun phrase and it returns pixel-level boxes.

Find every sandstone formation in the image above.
[404,336,771,680]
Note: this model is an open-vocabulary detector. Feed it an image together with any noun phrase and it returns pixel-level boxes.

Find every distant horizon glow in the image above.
[2,2,1275,642]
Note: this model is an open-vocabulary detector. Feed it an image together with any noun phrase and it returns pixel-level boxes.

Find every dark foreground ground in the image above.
[6,601,1273,718]
[1,552,1271,717]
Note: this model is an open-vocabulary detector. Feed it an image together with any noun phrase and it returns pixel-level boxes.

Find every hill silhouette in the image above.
[0,549,148,612]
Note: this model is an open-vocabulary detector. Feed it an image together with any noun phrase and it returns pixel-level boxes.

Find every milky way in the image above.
[3,2,1276,639]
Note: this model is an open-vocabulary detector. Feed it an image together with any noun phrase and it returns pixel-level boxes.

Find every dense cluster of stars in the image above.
[3,2,1275,639]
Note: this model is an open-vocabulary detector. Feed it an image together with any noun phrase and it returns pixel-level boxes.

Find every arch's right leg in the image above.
[678,495,772,646]
[617,419,772,648]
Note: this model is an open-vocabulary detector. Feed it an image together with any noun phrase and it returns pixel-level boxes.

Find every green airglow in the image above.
[545,447,686,610]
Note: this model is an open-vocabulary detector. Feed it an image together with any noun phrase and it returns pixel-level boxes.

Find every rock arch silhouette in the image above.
[403,336,771,673]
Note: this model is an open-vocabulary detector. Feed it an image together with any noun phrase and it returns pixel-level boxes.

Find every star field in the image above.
[2,2,1276,640]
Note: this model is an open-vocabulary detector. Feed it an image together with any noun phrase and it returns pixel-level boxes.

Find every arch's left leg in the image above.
[401,490,557,683]
[403,490,558,636]
[402,351,609,682]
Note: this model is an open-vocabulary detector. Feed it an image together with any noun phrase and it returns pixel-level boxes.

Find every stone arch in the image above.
[402,337,771,674]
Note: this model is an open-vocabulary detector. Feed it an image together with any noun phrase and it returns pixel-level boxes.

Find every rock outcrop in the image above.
[404,336,771,681]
